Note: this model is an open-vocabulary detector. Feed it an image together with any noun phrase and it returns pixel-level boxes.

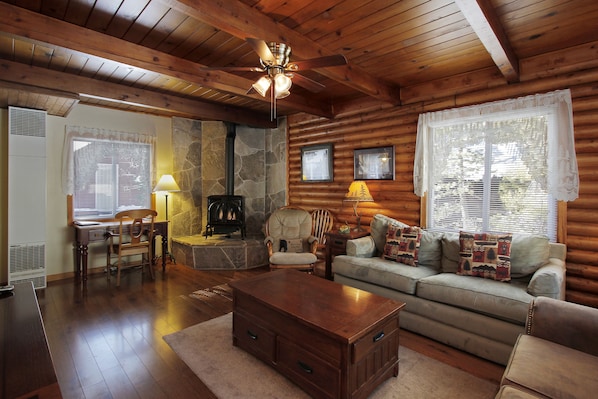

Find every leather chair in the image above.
[106,209,157,286]
[264,206,318,273]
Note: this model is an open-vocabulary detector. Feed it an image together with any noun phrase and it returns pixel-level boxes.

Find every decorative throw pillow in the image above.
[382,225,422,266]
[458,231,512,282]
[282,238,304,253]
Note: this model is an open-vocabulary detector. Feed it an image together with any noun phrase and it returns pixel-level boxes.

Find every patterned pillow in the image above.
[382,224,422,266]
[280,238,304,253]
[458,231,512,282]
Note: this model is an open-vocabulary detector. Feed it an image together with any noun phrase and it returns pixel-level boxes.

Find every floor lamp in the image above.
[153,174,180,263]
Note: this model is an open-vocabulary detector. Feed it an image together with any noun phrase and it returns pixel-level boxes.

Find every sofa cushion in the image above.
[370,214,408,254]
[332,255,439,295]
[441,232,461,273]
[382,225,422,266]
[501,335,598,399]
[458,231,512,282]
[510,234,550,277]
[416,273,532,324]
[417,231,443,270]
[495,386,543,399]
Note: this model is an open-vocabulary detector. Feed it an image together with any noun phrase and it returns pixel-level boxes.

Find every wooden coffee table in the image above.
[229,269,405,399]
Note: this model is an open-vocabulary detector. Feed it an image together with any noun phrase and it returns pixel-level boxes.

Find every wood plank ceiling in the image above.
[0,0,597,127]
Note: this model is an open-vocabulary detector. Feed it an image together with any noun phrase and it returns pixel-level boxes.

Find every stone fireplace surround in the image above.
[168,117,286,270]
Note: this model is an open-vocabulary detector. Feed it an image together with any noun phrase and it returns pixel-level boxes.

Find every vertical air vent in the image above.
[8,106,47,289]
[9,106,46,137]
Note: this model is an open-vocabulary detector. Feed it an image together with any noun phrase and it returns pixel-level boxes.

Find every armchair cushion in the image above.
[501,334,598,399]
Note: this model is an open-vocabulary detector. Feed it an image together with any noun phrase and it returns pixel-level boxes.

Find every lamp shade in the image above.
[153,174,180,193]
[344,181,373,202]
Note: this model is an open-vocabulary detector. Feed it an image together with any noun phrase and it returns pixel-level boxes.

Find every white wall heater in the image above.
[8,106,47,289]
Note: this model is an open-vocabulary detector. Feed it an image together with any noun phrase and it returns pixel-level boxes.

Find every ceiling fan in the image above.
[202,38,348,120]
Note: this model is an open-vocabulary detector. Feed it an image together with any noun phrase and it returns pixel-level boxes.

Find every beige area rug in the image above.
[164,313,499,398]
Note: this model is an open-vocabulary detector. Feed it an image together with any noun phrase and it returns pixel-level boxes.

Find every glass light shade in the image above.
[275,90,290,99]
[274,73,292,92]
[153,174,180,193]
[252,76,271,97]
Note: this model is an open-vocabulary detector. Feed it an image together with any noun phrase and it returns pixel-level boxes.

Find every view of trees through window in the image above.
[72,139,151,219]
[428,116,557,240]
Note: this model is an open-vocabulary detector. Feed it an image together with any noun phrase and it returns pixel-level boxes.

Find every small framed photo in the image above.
[354,146,395,180]
[301,143,333,182]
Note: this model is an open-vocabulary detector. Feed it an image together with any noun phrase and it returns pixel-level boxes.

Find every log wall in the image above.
[287,67,598,308]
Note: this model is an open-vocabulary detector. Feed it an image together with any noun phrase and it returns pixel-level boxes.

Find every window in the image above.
[414,90,578,241]
[63,126,155,220]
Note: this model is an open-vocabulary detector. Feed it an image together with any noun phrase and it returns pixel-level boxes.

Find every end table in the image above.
[324,230,370,280]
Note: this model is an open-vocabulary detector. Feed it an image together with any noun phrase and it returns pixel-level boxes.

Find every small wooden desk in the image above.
[73,220,168,281]
[0,282,62,399]
[324,230,370,280]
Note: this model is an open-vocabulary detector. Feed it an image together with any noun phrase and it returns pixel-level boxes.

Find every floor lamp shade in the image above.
[153,174,180,220]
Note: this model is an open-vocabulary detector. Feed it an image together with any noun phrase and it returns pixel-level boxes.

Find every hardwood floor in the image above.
[38,263,504,399]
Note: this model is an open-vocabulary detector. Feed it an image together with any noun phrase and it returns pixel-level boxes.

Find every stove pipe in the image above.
[225,122,236,196]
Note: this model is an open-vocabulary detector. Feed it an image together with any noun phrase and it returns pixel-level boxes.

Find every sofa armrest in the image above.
[346,236,377,258]
[526,258,566,299]
[526,296,598,357]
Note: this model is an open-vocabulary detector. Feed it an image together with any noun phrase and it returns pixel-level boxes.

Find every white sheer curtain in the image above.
[62,125,156,195]
[414,89,579,202]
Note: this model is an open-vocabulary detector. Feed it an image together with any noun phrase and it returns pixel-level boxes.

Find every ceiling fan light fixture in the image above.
[252,76,271,97]
[275,90,290,99]
[274,73,292,93]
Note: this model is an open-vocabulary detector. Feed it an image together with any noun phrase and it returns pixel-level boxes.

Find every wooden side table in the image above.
[324,230,370,280]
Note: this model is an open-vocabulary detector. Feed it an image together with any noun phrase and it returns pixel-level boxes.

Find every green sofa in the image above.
[332,214,566,365]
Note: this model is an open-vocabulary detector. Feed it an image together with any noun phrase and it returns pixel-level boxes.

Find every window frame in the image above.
[414,90,578,243]
[63,126,156,224]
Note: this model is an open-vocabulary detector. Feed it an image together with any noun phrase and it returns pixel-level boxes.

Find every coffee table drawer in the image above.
[233,312,276,363]
[277,336,340,399]
[352,317,398,363]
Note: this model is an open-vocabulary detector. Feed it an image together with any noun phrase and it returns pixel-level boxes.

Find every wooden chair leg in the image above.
[116,254,122,287]
[146,254,155,280]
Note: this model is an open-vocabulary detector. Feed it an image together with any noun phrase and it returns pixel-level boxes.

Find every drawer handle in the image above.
[297,361,313,374]
[246,330,258,340]
[333,240,344,245]
[373,331,385,342]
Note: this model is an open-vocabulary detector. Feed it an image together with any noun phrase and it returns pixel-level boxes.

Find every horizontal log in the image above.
[566,276,598,295]
[565,248,598,266]
[566,290,598,309]
[566,262,598,280]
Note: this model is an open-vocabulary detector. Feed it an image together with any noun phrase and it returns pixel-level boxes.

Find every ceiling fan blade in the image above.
[246,38,275,64]
[291,73,326,93]
[289,54,347,70]
[200,66,264,72]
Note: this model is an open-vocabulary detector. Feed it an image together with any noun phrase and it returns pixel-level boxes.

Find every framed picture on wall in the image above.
[301,143,333,182]
[354,146,395,180]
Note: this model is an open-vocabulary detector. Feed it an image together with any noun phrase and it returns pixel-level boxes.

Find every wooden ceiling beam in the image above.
[0,60,277,128]
[0,2,332,119]
[161,0,401,105]
[454,0,520,83]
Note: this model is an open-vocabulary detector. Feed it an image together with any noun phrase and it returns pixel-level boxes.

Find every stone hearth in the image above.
[172,235,268,270]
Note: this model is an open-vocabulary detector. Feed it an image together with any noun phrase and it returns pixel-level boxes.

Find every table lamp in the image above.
[153,174,180,263]
[344,180,374,231]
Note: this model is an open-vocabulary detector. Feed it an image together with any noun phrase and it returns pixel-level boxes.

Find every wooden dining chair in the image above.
[106,209,157,287]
